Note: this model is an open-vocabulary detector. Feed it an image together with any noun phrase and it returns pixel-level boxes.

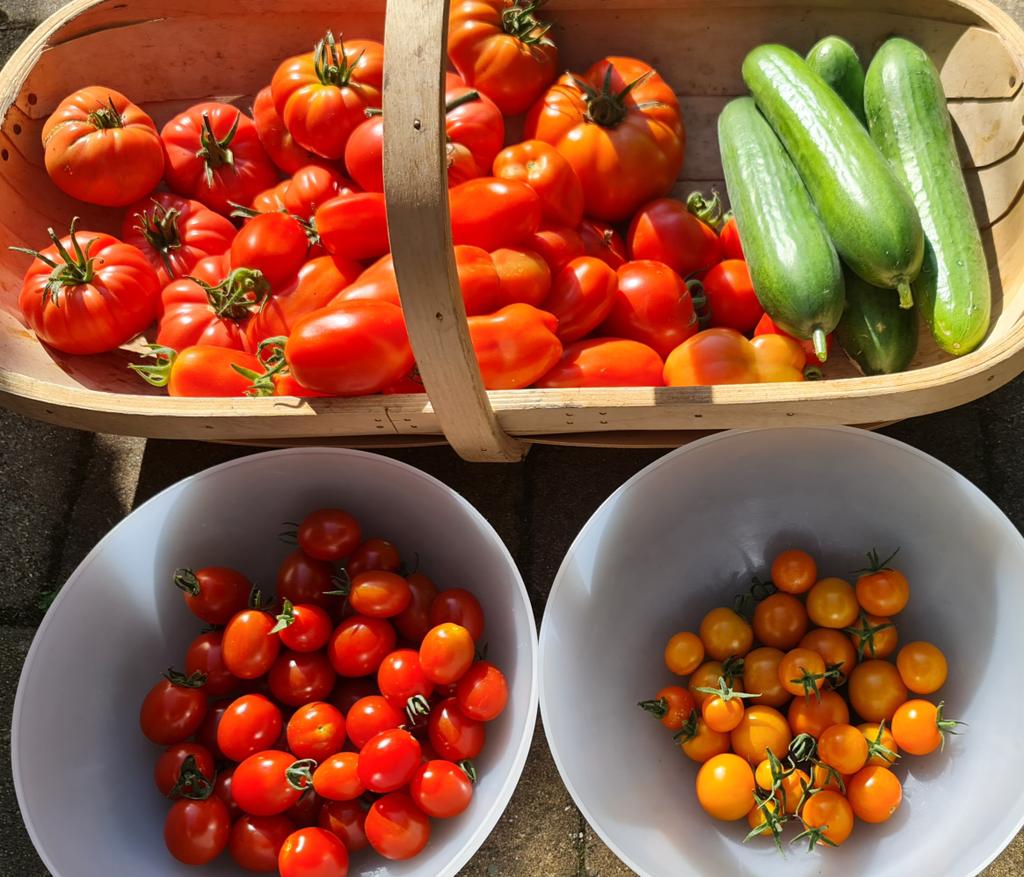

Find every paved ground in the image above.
[3,1,1024,875]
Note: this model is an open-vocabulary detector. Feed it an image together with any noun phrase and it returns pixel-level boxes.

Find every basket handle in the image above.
[382,0,527,462]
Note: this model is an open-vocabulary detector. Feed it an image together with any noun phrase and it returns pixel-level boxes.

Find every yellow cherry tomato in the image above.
[809,761,848,793]
[798,790,854,847]
[847,612,898,660]
[730,706,792,765]
[680,716,731,763]
[742,647,791,708]
[787,690,850,738]
[701,693,748,733]
[891,699,961,756]
[846,765,902,823]
[858,721,900,768]
[806,577,860,629]
[695,753,756,821]
[818,723,869,775]
[770,549,817,595]
[752,593,808,651]
[849,659,908,723]
[699,607,754,661]
[777,647,828,699]
[896,641,948,694]
[799,628,858,684]
[855,551,909,615]
[778,768,810,814]
[688,661,743,706]
[664,630,704,676]
[746,797,781,836]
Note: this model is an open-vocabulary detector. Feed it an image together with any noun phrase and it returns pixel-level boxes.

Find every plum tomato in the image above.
[140,670,208,745]
[218,694,284,762]
[456,661,509,722]
[420,623,475,685]
[364,792,431,861]
[430,589,485,641]
[286,701,347,762]
[328,615,397,678]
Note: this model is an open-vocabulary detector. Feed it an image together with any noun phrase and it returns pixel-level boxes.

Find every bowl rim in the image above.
[12,445,540,877]
[538,424,1024,877]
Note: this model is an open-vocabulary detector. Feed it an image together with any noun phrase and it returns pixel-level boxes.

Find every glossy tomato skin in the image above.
[529,226,587,274]
[272,35,384,160]
[298,509,361,561]
[663,328,759,387]
[429,698,486,761]
[164,796,231,865]
[700,260,764,334]
[277,550,337,610]
[18,228,160,355]
[319,799,369,853]
[286,301,413,396]
[251,86,337,175]
[788,689,850,738]
[347,539,401,577]
[231,213,310,290]
[229,814,296,872]
[162,101,278,216]
[218,694,284,761]
[346,695,405,749]
[284,165,356,221]
[729,706,792,765]
[314,192,390,262]
[343,115,386,192]
[752,593,808,651]
[628,199,720,278]
[287,790,324,829]
[468,303,562,389]
[544,256,618,343]
[430,589,486,641]
[349,571,413,619]
[536,337,664,388]
[198,702,230,760]
[186,631,238,698]
[741,647,790,708]
[287,702,347,762]
[277,603,333,653]
[268,649,338,707]
[456,660,509,722]
[140,674,208,745]
[491,247,552,308]
[154,743,216,798]
[176,565,251,625]
[450,178,543,251]
[579,219,628,269]
[527,58,684,222]
[378,649,435,711]
[329,615,398,677]
[233,750,307,817]
[494,140,584,228]
[420,623,475,685]
[357,729,423,793]
[313,752,365,801]
[448,0,558,116]
[411,760,474,818]
[365,792,431,861]
[154,346,263,397]
[601,261,698,359]
[694,753,756,821]
[42,86,164,207]
[278,826,350,877]
[755,313,831,365]
[223,610,282,679]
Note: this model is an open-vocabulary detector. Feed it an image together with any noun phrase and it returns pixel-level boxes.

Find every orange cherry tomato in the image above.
[699,607,754,662]
[730,706,792,765]
[891,699,961,756]
[799,791,854,847]
[809,761,848,793]
[855,552,910,616]
[858,721,900,768]
[664,632,705,677]
[742,647,791,708]
[695,754,755,821]
[847,613,898,660]
[680,718,731,764]
[818,724,869,775]
[752,594,808,651]
[778,768,810,815]
[847,766,902,823]
[493,140,584,229]
[806,577,860,629]
[896,641,948,695]
[689,661,743,706]
[746,798,780,836]
[777,648,828,699]
[467,303,562,389]
[663,328,760,387]
[787,690,850,738]
[848,660,908,724]
[700,688,752,734]
[640,685,695,732]
[770,549,817,595]
[799,628,858,687]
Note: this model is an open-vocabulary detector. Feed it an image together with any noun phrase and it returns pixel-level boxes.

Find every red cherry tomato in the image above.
[312,752,365,802]
[394,573,439,642]
[378,649,435,712]
[365,793,431,860]
[349,571,413,618]
[197,702,229,760]
[218,694,284,762]
[329,615,398,677]
[277,550,337,610]
[420,623,475,685]
[430,589,486,641]
[543,256,618,343]
[140,670,208,745]
[223,609,281,679]
[346,695,405,749]
[410,759,475,818]
[627,198,721,278]
[600,261,699,358]
[268,650,337,707]
[297,509,361,561]
[347,538,401,577]
[185,630,238,697]
[278,826,350,877]
[287,702,347,762]
[319,800,369,853]
[233,750,308,817]
[164,796,231,865]
[213,765,242,820]
[428,698,486,761]
[174,565,251,625]
[287,790,324,829]
[456,661,510,722]
[154,743,216,798]
[229,814,295,872]
[700,259,764,335]
[358,729,423,794]
[274,601,333,653]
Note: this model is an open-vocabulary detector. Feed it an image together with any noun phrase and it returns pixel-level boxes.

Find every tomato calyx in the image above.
[163,667,208,689]
[720,654,745,687]
[695,676,761,705]
[404,694,432,727]
[86,97,125,130]
[130,344,178,388]
[572,65,656,129]
[687,278,712,329]
[855,546,900,575]
[788,733,818,765]
[759,748,794,794]
[791,819,839,852]
[458,760,478,784]
[323,569,351,598]
[231,337,290,398]
[686,189,724,231]
[188,267,271,321]
[270,598,298,634]
[168,754,215,801]
[864,721,900,766]
[933,701,966,750]
[807,758,845,795]
[133,201,184,278]
[743,790,788,852]
[284,758,318,791]
[844,611,896,661]
[313,31,365,87]
[11,217,97,305]
[732,576,776,621]
[501,0,555,47]
[637,695,669,720]
[196,111,240,182]
[671,708,700,744]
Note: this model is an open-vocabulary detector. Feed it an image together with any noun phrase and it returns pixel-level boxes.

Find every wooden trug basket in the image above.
[1,0,1023,461]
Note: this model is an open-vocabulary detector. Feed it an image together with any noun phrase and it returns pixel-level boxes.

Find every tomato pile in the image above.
[14,1,818,396]
[139,507,509,874]
[640,547,962,851]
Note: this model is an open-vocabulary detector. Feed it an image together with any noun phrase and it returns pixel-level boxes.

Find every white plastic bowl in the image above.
[540,427,1024,877]
[13,447,538,877]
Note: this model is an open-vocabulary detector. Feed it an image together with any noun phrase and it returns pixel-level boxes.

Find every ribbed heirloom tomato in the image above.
[493,140,584,228]
[251,86,336,174]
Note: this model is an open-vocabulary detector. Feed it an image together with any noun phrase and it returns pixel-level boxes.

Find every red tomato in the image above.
[700,260,764,334]
[173,565,251,625]
[287,702,348,762]
[467,303,562,389]
[378,649,435,712]
[346,695,405,749]
[329,615,398,677]
[719,216,744,261]
[342,114,386,193]
[318,800,369,854]
[313,752,365,801]
[164,797,231,865]
[131,345,264,397]
[223,609,282,679]
[279,826,350,877]
[394,573,439,642]
[420,623,476,685]
[229,813,295,872]
[529,226,587,274]
[286,791,324,829]
[347,538,401,577]
[139,670,208,745]
[42,86,163,207]
[450,177,543,251]
[527,57,684,222]
[600,260,699,358]
[274,601,333,653]
[277,550,337,610]
[428,698,486,761]
[252,180,290,214]
[284,165,357,221]
[268,649,337,707]
[198,702,230,760]
[185,631,238,698]
[314,192,390,262]
[628,199,721,278]
[411,760,475,819]
[286,301,413,396]
[17,224,160,355]
[431,589,486,641]
[162,102,278,216]
[252,86,337,175]
[122,192,235,287]
[217,694,284,762]
[579,219,628,270]
[358,729,423,793]
[542,256,618,342]
[663,328,759,386]
[491,247,552,307]
[231,213,310,290]
[297,508,361,561]
[233,750,308,817]
[456,661,509,721]
[349,571,413,619]
[754,313,832,365]
[448,0,558,116]
[493,140,584,228]
[536,337,664,388]
[154,743,216,798]
[272,32,384,159]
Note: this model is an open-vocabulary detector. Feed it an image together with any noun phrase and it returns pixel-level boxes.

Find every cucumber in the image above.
[718,97,843,359]
[864,37,991,356]
[806,37,867,126]
[742,44,924,308]
[837,268,918,375]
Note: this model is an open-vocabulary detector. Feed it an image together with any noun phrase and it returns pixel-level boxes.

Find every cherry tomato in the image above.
[771,549,818,595]
[535,337,664,388]
[233,750,308,817]
[695,753,755,821]
[856,557,910,616]
[349,571,413,619]
[229,814,295,872]
[311,752,365,801]
[365,792,431,860]
[719,215,744,260]
[140,671,208,745]
[173,565,251,625]
[319,799,369,853]
[787,690,850,738]
[543,256,618,343]
[491,246,552,307]
[529,226,587,274]
[357,729,422,794]
[809,761,848,794]
[197,702,230,760]
[278,550,337,610]
[332,677,380,713]
[701,690,751,734]
[806,577,860,629]
[799,628,858,686]
[378,649,435,712]
[699,607,754,662]
[846,766,902,825]
[800,791,854,847]
[268,650,337,707]
[278,826,350,877]
[296,509,361,561]
[218,694,284,762]
[287,790,324,829]
[777,648,828,699]
[430,589,486,641]
[640,685,695,731]
[429,698,485,761]
[700,260,764,334]
[689,660,743,706]
[394,573,439,642]
[223,609,281,679]
[741,647,791,708]
[730,706,792,765]
[849,660,909,724]
[274,601,333,653]
[154,743,215,798]
[777,768,811,815]
[752,593,808,651]
[231,212,309,290]
[746,798,780,837]
[410,760,474,819]
[164,796,231,865]
[896,641,948,695]
[493,140,583,229]
[420,623,475,685]
[287,702,347,762]
[329,615,397,678]
[456,661,509,722]
[628,198,720,278]
[818,723,869,775]
[892,699,960,756]
[346,695,405,749]
[679,718,731,763]
[859,721,900,768]
[185,630,238,697]
[450,177,543,251]
[347,538,402,577]
[848,612,898,660]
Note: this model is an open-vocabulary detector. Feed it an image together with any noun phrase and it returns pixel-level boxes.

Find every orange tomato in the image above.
[806,577,860,629]
[697,679,758,733]
[689,660,743,706]
[695,754,756,821]
[752,593,808,650]
[818,724,869,775]
[680,718,731,764]
[750,334,807,383]
[777,648,828,699]
[896,641,948,695]
[777,768,810,815]
[891,699,961,756]
[847,613,898,660]
[742,647,791,708]
[698,607,754,661]
[848,660,908,724]
[639,685,695,731]
[730,706,792,765]
[770,549,817,595]
[855,552,909,616]
[787,690,850,738]
[858,721,900,768]
[798,791,854,847]
[746,797,781,836]
[799,628,858,686]
[664,631,704,676]
[663,328,759,387]
[846,766,902,823]
[808,761,848,793]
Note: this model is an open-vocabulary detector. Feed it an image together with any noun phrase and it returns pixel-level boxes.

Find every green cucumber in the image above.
[806,37,867,126]
[864,37,991,356]
[718,97,843,359]
[743,44,924,308]
[837,268,918,375]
